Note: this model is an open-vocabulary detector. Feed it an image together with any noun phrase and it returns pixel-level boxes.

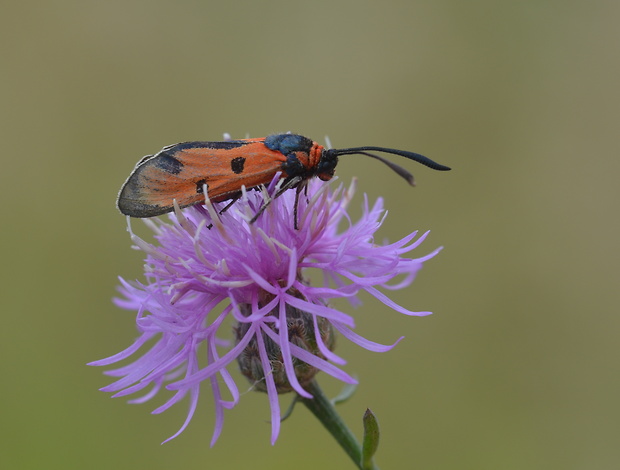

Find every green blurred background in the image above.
[2,1,618,469]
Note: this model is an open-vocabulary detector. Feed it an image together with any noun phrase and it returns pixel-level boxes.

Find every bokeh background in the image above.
[2,1,618,469]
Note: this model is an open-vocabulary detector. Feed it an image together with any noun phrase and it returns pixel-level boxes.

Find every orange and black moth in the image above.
[117,133,451,219]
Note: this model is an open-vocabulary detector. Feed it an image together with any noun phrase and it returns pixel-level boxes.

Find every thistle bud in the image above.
[235,292,335,394]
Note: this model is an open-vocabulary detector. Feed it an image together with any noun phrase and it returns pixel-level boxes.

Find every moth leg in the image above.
[218,192,242,215]
[203,192,243,230]
[249,177,303,226]
[293,182,309,230]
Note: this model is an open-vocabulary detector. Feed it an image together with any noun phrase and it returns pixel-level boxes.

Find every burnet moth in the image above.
[117,133,450,220]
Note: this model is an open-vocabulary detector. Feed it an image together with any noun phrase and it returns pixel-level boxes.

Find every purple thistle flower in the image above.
[90,175,441,445]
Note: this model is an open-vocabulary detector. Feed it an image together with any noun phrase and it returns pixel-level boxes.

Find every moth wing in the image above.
[117,140,286,217]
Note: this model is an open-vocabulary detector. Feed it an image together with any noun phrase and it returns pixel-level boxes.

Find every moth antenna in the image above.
[328,146,451,172]
[352,151,416,186]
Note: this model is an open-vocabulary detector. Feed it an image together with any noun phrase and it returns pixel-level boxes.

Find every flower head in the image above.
[90,175,441,445]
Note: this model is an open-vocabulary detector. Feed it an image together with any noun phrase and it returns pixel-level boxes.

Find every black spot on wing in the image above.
[231,157,246,174]
[196,179,207,193]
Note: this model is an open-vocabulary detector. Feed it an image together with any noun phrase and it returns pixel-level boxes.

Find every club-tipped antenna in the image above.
[328,146,451,172]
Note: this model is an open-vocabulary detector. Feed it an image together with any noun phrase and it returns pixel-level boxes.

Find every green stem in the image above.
[300,381,379,470]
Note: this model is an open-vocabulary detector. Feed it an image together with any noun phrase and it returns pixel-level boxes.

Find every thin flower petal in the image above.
[364,286,433,316]
[282,293,355,327]
[255,324,281,444]
[277,300,313,399]
[87,332,154,366]
[331,321,405,352]
[167,321,256,390]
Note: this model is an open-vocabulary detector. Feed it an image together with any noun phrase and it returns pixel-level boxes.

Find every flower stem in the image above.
[300,381,379,470]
